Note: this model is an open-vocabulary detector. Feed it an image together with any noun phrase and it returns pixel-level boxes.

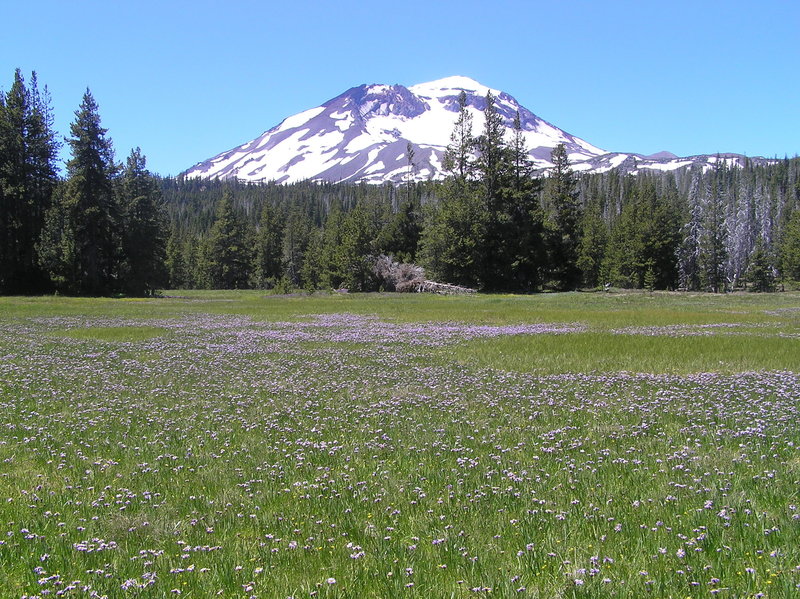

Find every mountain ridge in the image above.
[182,76,770,184]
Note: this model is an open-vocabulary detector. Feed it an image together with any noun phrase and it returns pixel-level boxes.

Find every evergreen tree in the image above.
[503,112,545,291]
[544,143,582,289]
[577,197,607,288]
[0,69,59,293]
[419,93,484,287]
[251,201,285,288]
[299,227,325,290]
[36,183,76,292]
[475,91,511,289]
[778,209,800,281]
[118,148,167,295]
[601,180,680,289]
[204,191,251,289]
[40,89,119,295]
[699,163,729,292]
[678,201,704,290]
[405,141,416,202]
[475,91,507,207]
[319,201,345,288]
[442,91,475,180]
[281,205,311,287]
[336,200,380,291]
[165,227,189,288]
[746,236,776,291]
[418,180,485,288]
[376,196,421,264]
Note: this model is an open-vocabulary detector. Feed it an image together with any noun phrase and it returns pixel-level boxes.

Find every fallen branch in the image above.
[412,280,477,295]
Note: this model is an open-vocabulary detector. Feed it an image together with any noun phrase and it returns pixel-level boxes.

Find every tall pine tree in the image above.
[0,70,59,293]
[39,89,119,295]
[544,143,581,290]
[118,148,167,295]
[419,91,484,287]
[203,191,251,289]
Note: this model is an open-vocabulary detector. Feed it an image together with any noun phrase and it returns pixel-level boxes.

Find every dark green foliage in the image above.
[203,191,251,289]
[544,144,581,290]
[746,236,776,291]
[491,112,545,292]
[39,90,119,295]
[418,178,485,289]
[118,148,167,295]
[376,196,422,264]
[251,202,285,288]
[441,91,475,180]
[419,93,485,288]
[335,199,383,291]
[699,163,729,292]
[576,197,607,288]
[475,92,512,289]
[779,209,800,281]
[165,228,191,289]
[0,70,59,293]
[602,179,681,289]
[281,205,312,287]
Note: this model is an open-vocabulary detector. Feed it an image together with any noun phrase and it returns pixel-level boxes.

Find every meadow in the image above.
[0,290,798,598]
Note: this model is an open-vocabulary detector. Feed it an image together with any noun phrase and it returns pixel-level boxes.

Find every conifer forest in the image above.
[2,70,800,296]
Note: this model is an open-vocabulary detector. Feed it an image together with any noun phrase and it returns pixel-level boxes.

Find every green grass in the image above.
[53,325,169,342]
[454,331,800,374]
[0,290,798,598]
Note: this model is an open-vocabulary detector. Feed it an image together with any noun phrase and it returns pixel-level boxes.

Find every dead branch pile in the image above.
[372,255,477,295]
[412,280,477,295]
[372,255,425,292]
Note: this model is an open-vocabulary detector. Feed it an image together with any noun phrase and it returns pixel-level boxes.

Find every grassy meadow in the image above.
[0,290,798,598]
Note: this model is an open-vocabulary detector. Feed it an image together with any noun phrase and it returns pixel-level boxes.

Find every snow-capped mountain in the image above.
[182,76,760,184]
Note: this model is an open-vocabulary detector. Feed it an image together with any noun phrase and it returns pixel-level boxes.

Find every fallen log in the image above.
[412,280,477,295]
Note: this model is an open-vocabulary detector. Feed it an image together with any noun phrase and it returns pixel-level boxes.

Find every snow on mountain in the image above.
[182,77,763,184]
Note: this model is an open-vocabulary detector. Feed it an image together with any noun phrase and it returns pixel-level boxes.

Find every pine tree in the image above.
[746,236,776,292]
[577,197,607,288]
[475,91,507,207]
[281,206,311,287]
[336,200,380,291]
[204,191,251,289]
[544,143,582,289]
[376,196,421,264]
[442,91,475,180]
[165,227,189,288]
[118,148,167,295]
[40,89,119,295]
[418,181,485,288]
[601,179,680,289]
[475,91,512,289]
[251,201,285,289]
[678,201,704,290]
[778,209,800,282]
[0,69,59,293]
[299,227,325,291]
[699,163,729,292]
[504,111,545,291]
[419,92,484,287]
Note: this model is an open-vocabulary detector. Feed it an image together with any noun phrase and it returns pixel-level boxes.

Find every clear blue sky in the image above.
[2,0,798,176]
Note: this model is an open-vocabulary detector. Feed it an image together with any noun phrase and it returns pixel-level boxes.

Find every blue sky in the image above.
[2,0,798,176]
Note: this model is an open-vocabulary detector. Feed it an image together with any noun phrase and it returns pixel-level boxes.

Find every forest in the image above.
[2,69,800,296]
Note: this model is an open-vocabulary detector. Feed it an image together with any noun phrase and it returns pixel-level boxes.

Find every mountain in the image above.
[182,76,764,184]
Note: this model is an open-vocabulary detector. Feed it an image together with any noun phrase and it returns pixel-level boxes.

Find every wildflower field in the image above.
[1,291,799,598]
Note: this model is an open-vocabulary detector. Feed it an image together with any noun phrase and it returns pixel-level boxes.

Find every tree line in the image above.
[2,70,800,296]
[1,70,166,296]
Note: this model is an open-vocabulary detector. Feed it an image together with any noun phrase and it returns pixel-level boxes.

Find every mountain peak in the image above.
[182,78,765,185]
[409,76,499,98]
